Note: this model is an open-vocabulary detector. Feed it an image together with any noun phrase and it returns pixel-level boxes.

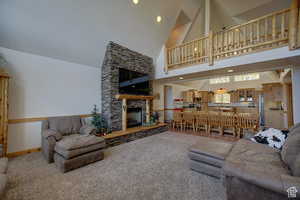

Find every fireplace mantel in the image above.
[115,94,153,131]
[115,94,154,100]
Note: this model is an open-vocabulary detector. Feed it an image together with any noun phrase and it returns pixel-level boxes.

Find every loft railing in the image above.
[165,8,294,71]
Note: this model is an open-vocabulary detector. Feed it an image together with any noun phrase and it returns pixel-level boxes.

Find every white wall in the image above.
[153,81,194,121]
[292,66,300,124]
[0,47,101,153]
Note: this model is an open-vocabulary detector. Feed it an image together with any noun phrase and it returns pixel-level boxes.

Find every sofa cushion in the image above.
[0,158,8,174]
[48,116,82,135]
[55,142,105,159]
[189,137,233,161]
[0,174,7,197]
[281,124,300,176]
[56,134,105,151]
[227,139,290,176]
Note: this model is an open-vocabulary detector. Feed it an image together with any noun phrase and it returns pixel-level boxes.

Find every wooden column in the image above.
[289,0,300,50]
[164,46,169,74]
[146,99,150,123]
[122,99,127,131]
[0,70,9,157]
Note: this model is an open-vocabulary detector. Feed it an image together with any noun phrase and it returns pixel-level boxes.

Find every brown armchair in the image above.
[41,116,102,163]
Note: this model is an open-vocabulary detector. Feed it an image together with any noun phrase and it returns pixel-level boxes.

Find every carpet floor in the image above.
[4,132,226,200]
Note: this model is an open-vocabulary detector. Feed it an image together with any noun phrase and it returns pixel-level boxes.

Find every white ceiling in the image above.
[0,0,185,67]
[0,0,292,68]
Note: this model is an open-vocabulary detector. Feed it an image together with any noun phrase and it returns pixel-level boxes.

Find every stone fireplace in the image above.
[101,42,154,132]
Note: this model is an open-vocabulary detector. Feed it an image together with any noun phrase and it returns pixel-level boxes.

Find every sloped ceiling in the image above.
[0,0,185,67]
[213,0,291,26]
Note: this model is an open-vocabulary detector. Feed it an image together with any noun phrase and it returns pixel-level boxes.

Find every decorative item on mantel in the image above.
[143,111,160,127]
[91,105,109,136]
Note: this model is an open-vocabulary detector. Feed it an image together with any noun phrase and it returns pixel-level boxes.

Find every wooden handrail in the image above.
[166,8,294,71]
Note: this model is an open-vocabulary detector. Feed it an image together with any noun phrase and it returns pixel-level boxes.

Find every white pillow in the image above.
[251,128,288,150]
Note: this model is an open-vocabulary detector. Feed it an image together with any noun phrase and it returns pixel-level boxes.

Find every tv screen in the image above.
[119,68,150,95]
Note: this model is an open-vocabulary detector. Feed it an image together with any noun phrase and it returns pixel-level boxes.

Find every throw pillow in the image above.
[79,125,96,135]
[251,128,289,150]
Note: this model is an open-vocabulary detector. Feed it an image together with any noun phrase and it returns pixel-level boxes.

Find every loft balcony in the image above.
[164,7,300,73]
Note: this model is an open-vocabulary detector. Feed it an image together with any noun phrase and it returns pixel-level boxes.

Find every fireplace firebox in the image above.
[127,107,142,128]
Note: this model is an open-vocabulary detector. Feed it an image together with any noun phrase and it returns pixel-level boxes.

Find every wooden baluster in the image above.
[209,31,214,65]
[281,12,286,39]
[265,17,268,42]
[170,49,173,66]
[250,23,253,45]
[222,32,225,57]
[180,46,184,63]
[272,14,276,40]
[257,21,260,43]
[182,45,185,64]
[243,26,246,49]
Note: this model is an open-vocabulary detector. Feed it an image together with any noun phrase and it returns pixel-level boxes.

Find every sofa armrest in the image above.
[223,161,299,195]
[42,129,62,141]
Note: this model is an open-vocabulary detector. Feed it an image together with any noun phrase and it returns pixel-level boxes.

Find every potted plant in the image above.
[91,105,108,136]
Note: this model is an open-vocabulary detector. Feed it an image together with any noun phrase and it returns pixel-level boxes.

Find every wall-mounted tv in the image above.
[119,68,150,95]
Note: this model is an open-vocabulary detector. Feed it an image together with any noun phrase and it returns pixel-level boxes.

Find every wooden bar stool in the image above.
[172,111,184,131]
[208,112,222,135]
[183,112,196,132]
[195,112,208,134]
[236,113,259,138]
[220,113,237,137]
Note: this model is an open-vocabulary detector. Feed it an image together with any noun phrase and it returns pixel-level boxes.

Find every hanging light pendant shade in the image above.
[216,88,227,94]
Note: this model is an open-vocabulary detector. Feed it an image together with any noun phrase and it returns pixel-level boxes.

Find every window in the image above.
[215,93,231,104]
[209,76,230,84]
[234,73,260,82]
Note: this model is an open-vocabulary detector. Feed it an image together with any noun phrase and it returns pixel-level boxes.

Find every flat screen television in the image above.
[119,68,150,95]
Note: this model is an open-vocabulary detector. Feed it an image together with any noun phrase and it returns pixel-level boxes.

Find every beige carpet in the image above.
[4,132,226,200]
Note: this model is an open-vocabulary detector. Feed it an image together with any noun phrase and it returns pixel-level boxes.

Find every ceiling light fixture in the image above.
[156,16,162,23]
[228,69,234,73]
[194,47,198,52]
[216,88,227,94]
[179,77,184,80]
[132,0,139,5]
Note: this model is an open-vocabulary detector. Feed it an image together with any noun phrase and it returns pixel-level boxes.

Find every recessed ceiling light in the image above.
[156,16,162,23]
[179,77,184,80]
[228,69,234,73]
[132,0,139,5]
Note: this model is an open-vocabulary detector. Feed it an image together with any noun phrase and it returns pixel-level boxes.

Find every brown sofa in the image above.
[223,123,300,200]
[188,123,300,200]
[41,116,106,172]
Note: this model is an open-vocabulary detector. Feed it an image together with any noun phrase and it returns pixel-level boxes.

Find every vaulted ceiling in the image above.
[0,0,292,68]
[0,0,185,67]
